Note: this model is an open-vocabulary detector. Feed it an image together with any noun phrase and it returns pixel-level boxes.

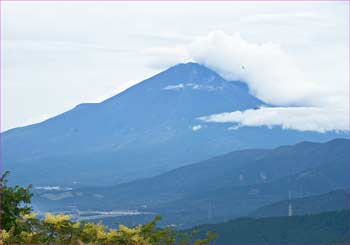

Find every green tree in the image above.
[0,171,32,231]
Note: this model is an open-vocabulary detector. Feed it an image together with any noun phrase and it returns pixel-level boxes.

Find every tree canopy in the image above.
[0,172,216,244]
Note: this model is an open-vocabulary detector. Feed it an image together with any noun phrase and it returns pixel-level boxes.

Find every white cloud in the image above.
[145,31,323,106]
[145,28,349,133]
[188,31,316,106]
[199,106,349,133]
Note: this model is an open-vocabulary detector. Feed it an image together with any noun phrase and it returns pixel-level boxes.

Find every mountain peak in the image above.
[168,62,217,75]
[171,62,207,70]
[167,62,252,93]
[150,62,225,87]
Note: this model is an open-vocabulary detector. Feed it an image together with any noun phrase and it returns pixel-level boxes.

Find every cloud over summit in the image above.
[188,31,313,106]
[145,30,323,107]
[144,30,349,132]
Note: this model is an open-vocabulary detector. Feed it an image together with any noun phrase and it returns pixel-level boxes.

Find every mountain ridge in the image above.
[33,138,350,228]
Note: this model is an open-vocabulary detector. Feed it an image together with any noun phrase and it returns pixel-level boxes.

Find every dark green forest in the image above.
[192,210,350,244]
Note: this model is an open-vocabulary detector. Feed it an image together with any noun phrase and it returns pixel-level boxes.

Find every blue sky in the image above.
[1,1,349,132]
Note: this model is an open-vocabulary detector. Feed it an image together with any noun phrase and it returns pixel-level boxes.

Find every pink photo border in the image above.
[0,1,349,244]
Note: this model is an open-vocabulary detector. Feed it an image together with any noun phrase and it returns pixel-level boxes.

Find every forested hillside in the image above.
[192,210,350,244]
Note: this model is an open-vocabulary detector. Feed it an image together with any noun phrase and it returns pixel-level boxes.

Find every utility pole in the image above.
[288,191,293,217]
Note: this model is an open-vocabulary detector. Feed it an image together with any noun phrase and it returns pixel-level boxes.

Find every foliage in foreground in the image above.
[0,171,33,231]
[0,172,216,244]
[1,213,216,244]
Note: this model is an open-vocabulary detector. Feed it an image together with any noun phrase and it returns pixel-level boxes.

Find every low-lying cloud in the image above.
[199,106,349,133]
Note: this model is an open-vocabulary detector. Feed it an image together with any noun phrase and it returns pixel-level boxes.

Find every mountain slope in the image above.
[3,63,346,186]
[33,139,350,228]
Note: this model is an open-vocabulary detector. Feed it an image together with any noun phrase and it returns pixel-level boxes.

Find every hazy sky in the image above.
[1,1,349,132]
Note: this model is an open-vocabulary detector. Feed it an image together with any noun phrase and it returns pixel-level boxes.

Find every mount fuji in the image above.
[2,63,345,186]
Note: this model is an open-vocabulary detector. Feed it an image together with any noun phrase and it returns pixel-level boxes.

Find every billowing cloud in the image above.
[199,106,349,133]
[144,30,349,132]
[145,31,321,106]
[188,31,315,106]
